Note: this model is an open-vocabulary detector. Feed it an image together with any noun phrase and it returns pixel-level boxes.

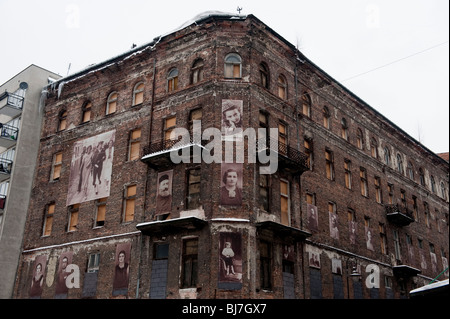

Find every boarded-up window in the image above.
[68,204,80,232]
[325,150,334,180]
[224,53,241,78]
[164,116,177,148]
[95,198,107,227]
[58,110,67,131]
[128,128,141,161]
[52,152,63,181]
[278,75,287,100]
[43,203,55,236]
[106,92,118,115]
[280,180,289,226]
[81,102,91,123]
[344,160,351,189]
[123,185,136,222]
[167,69,178,92]
[133,82,144,106]
[360,168,368,197]
[186,168,201,210]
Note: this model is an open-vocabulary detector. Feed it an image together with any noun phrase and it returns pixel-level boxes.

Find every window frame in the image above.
[81,101,92,124]
[51,152,63,181]
[94,197,107,228]
[128,128,142,161]
[106,91,118,115]
[167,68,179,92]
[58,110,67,132]
[123,184,136,223]
[181,238,199,288]
[224,53,242,79]
[132,82,145,106]
[43,203,55,237]
[191,59,204,85]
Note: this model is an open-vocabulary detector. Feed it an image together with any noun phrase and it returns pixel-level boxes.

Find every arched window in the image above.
[370,138,378,158]
[259,63,269,89]
[396,154,404,174]
[407,161,414,180]
[224,53,241,78]
[384,147,391,166]
[167,68,179,92]
[430,175,436,193]
[106,92,118,115]
[58,109,67,131]
[301,92,311,117]
[323,106,330,129]
[191,59,204,84]
[132,82,144,106]
[419,168,425,186]
[356,128,364,150]
[81,101,92,124]
[341,118,348,141]
[278,75,287,100]
[440,182,447,200]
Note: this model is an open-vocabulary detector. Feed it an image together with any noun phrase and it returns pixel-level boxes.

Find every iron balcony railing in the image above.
[143,136,206,157]
[0,124,19,140]
[0,92,24,110]
[385,203,415,226]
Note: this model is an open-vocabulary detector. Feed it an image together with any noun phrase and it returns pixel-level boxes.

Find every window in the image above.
[360,168,368,197]
[379,223,387,255]
[224,53,242,78]
[106,92,118,115]
[43,203,55,236]
[259,63,269,89]
[306,193,315,205]
[375,177,382,203]
[301,92,311,117]
[344,159,352,189]
[155,243,169,260]
[51,152,63,181]
[280,180,290,226]
[189,108,202,135]
[341,118,348,141]
[387,183,394,204]
[259,174,270,211]
[430,176,436,193]
[441,182,448,201]
[87,253,101,273]
[278,75,287,100]
[164,116,177,148]
[132,82,144,106]
[167,68,179,92]
[81,101,92,123]
[424,202,430,228]
[304,138,313,169]
[356,129,364,150]
[325,149,335,180]
[259,240,272,290]
[393,230,401,261]
[323,106,330,129]
[407,161,414,180]
[278,123,287,155]
[396,154,404,174]
[400,189,406,207]
[94,198,107,227]
[370,138,378,159]
[412,196,418,221]
[68,204,80,232]
[58,110,67,131]
[384,147,391,166]
[128,128,141,161]
[259,111,270,150]
[123,185,136,222]
[181,238,198,288]
[191,59,204,84]
[418,168,425,186]
[186,168,201,210]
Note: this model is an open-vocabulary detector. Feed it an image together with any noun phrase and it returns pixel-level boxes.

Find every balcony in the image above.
[0,158,12,182]
[141,136,205,169]
[385,204,415,226]
[136,216,208,236]
[0,92,24,118]
[255,220,312,241]
[393,265,421,278]
[257,137,309,176]
[0,124,19,148]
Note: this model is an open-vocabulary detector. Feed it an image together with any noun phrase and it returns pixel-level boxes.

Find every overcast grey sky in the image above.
[1,0,448,154]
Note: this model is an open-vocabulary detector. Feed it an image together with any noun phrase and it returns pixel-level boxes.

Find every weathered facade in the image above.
[13,12,448,299]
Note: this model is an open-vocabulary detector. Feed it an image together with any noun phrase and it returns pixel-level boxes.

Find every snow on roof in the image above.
[410,279,449,294]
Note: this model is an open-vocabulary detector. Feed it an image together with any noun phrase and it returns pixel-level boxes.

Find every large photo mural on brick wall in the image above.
[66,130,115,206]
[218,232,242,290]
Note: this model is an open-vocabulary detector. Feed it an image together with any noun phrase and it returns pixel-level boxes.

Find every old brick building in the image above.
[13,12,448,299]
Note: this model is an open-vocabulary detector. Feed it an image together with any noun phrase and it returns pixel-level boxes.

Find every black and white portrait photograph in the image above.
[348,220,357,245]
[54,251,73,298]
[220,163,243,206]
[307,203,318,232]
[221,99,243,140]
[112,242,131,296]
[29,255,47,299]
[332,258,342,275]
[219,232,242,286]
[66,130,115,206]
[329,212,339,240]
[156,170,173,215]
[308,251,321,269]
